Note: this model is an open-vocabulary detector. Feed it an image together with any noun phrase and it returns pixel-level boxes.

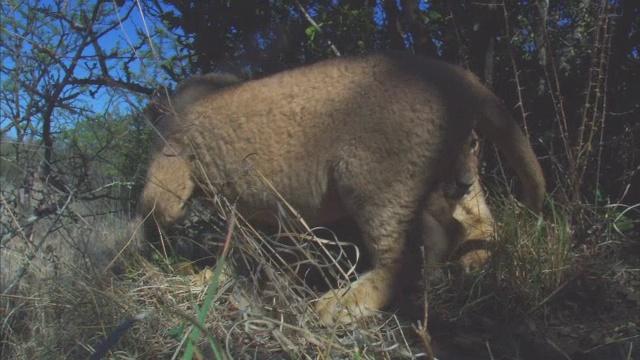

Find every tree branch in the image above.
[71,76,155,96]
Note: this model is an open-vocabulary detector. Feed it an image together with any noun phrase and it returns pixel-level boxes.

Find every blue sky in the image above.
[1,0,179,140]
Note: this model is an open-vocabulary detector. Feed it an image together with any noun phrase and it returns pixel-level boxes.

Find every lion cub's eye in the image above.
[469,137,479,152]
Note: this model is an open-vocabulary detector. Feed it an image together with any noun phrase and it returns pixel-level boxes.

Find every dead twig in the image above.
[412,245,436,360]
[3,190,74,294]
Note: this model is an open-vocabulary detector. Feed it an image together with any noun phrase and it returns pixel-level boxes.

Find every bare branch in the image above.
[71,76,155,96]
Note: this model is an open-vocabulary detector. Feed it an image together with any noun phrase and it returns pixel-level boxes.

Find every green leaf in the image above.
[305,26,317,37]
[168,326,185,339]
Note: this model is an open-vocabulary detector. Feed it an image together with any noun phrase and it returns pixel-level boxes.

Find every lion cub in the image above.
[141,52,545,326]
[418,133,480,271]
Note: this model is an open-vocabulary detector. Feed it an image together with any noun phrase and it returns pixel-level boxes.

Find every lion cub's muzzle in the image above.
[442,173,476,200]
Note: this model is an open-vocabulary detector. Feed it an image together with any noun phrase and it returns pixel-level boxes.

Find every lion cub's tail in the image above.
[476,98,546,212]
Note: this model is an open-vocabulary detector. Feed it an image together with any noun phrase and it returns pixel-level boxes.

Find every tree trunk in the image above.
[42,108,53,177]
[383,0,405,50]
[400,0,438,56]
[469,0,498,85]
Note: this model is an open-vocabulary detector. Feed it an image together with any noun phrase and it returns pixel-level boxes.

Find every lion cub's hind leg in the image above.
[314,157,427,326]
[314,212,411,326]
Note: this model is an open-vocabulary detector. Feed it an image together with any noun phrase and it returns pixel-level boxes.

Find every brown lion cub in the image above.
[418,133,481,271]
[453,173,496,272]
[141,52,545,326]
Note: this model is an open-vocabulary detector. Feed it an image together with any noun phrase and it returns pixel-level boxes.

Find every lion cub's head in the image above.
[441,132,480,202]
[450,132,494,242]
[416,132,495,272]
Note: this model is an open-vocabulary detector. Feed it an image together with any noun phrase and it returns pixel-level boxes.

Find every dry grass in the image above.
[425,195,575,320]
[2,172,638,359]
[1,180,430,359]
[424,193,638,359]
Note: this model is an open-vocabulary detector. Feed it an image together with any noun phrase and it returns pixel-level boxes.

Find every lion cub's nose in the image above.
[457,173,475,194]
[452,179,473,199]
[443,171,475,200]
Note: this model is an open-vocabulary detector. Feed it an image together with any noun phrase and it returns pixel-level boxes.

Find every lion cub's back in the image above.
[170,53,482,216]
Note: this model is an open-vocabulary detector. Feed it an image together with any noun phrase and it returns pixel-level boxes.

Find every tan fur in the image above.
[140,52,545,325]
[455,180,495,242]
[418,133,480,271]
[411,132,498,273]
[426,132,497,272]
[454,177,496,272]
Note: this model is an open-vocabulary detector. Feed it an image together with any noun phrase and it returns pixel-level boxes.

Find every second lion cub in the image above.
[419,132,481,271]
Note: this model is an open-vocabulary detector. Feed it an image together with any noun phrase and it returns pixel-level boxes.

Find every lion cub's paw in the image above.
[459,249,491,273]
[314,271,391,326]
[190,268,216,287]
